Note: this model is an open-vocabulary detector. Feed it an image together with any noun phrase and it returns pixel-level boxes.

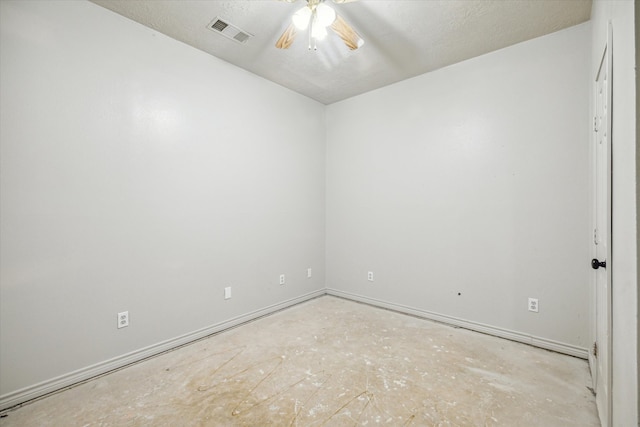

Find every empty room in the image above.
[0,0,637,426]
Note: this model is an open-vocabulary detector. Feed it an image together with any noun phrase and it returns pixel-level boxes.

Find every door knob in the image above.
[591,258,606,270]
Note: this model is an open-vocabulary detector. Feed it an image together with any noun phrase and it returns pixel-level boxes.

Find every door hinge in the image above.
[593,341,598,358]
[594,116,598,132]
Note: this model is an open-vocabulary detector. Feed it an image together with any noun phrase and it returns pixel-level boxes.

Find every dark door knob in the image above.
[592,258,606,270]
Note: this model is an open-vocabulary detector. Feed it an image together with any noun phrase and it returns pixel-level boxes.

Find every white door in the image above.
[590,23,612,427]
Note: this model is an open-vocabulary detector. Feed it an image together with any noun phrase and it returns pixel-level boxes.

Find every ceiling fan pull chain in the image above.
[308,10,313,50]
[313,9,318,50]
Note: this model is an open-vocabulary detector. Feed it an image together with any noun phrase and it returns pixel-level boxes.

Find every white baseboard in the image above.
[325,288,589,360]
[0,289,325,412]
[1,287,589,412]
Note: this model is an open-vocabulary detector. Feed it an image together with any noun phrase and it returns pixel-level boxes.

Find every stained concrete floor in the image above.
[1,296,599,426]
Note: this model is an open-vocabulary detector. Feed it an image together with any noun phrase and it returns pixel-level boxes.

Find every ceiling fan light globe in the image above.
[316,3,336,27]
[292,7,311,30]
[311,22,328,40]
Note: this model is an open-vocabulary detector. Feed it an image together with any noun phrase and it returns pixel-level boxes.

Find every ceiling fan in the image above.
[276,0,364,51]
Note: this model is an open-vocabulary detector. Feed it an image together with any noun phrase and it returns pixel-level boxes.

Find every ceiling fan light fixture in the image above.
[315,3,336,27]
[276,0,363,52]
[311,21,328,40]
[292,6,311,30]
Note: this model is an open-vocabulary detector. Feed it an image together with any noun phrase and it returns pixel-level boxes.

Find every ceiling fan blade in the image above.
[330,14,363,50]
[276,23,298,49]
[332,0,359,3]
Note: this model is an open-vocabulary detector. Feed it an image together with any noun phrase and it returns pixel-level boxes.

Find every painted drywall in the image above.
[0,0,325,401]
[590,1,639,426]
[326,23,591,350]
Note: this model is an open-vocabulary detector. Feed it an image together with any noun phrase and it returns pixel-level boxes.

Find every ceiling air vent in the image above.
[207,17,253,44]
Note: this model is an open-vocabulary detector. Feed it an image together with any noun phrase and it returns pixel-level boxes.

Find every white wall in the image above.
[590,1,638,426]
[326,23,591,352]
[0,0,325,404]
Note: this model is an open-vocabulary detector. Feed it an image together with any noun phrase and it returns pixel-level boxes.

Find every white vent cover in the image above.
[207,17,253,44]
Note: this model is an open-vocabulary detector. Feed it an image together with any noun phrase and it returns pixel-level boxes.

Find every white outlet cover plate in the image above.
[117,311,129,328]
[279,274,285,285]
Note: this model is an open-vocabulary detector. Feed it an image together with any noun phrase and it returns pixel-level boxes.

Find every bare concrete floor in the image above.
[1,296,599,426]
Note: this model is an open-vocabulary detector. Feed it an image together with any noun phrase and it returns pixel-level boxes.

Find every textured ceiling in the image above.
[90,0,592,105]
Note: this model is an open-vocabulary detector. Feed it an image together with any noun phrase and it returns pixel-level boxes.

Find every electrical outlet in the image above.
[307,268,312,278]
[528,298,539,313]
[367,271,374,282]
[224,287,232,300]
[279,274,285,285]
[117,311,129,329]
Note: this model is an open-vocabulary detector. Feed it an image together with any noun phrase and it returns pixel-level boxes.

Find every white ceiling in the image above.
[90,0,591,105]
